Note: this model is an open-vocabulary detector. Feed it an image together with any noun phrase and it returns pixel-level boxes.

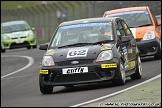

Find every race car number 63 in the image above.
[67,48,88,58]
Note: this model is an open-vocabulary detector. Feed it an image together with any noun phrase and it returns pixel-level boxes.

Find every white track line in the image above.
[1,73,38,80]
[71,74,161,107]
[1,55,34,79]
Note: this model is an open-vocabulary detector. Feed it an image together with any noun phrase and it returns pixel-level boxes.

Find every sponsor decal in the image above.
[40,70,48,74]
[106,10,148,17]
[122,46,127,54]
[59,22,111,30]
[101,46,111,50]
[128,48,133,53]
[15,38,24,43]
[101,63,117,68]
[128,60,136,68]
[101,44,113,50]
[62,67,88,74]
[130,28,136,38]
[45,50,55,55]
[67,47,88,58]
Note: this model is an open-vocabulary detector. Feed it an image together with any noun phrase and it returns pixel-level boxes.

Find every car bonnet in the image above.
[2,30,32,38]
[130,26,156,39]
[45,43,114,62]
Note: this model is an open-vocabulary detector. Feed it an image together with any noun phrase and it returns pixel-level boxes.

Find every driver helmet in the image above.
[68,33,79,43]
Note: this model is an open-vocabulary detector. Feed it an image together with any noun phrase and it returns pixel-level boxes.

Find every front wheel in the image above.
[112,60,126,86]
[154,53,161,60]
[32,45,37,49]
[27,46,31,49]
[39,75,53,94]
[1,49,5,53]
[130,56,142,80]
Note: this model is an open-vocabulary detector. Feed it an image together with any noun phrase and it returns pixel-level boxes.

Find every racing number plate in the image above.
[15,39,24,43]
[66,48,88,58]
[62,67,88,74]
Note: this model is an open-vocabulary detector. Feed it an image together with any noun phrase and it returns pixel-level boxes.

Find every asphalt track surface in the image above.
[1,48,161,107]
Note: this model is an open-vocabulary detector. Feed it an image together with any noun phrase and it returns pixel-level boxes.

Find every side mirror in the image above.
[39,44,48,50]
[31,27,35,31]
[121,36,131,43]
[157,20,161,26]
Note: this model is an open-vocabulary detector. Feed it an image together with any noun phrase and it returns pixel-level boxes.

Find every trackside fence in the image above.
[1,1,161,44]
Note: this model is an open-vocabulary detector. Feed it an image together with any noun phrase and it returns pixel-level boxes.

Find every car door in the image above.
[121,19,137,71]
[116,19,136,72]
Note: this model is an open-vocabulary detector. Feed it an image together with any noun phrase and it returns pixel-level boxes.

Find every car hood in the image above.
[130,26,155,39]
[45,43,114,62]
[2,30,32,38]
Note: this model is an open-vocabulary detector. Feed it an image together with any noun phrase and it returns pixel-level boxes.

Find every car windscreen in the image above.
[2,23,31,33]
[50,22,114,48]
[105,10,152,28]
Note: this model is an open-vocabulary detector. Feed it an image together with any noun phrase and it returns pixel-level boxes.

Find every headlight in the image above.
[28,32,34,37]
[2,35,10,40]
[42,56,55,66]
[142,30,155,40]
[96,50,113,62]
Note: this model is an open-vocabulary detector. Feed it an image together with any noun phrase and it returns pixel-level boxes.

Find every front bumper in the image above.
[39,58,121,86]
[136,38,161,57]
[2,37,36,49]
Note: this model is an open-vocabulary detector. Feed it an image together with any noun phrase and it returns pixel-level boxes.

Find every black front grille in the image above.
[54,72,100,83]
[10,41,30,49]
[138,46,157,54]
[11,36,26,39]
[138,48,145,54]
[56,59,94,66]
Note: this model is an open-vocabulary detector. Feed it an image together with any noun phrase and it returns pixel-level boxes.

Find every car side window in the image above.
[121,20,132,36]
[150,9,158,26]
[116,20,125,37]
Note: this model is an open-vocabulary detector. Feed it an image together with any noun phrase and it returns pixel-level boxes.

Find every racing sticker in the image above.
[122,46,127,54]
[101,63,117,68]
[40,70,48,74]
[128,60,136,68]
[59,22,111,30]
[66,47,88,58]
[101,46,111,50]
[128,48,133,53]
[101,44,113,50]
[106,10,148,17]
[62,67,88,74]
[45,49,55,56]
[130,28,136,38]
[15,38,24,43]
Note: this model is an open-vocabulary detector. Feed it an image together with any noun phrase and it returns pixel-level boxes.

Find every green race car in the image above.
[1,20,37,52]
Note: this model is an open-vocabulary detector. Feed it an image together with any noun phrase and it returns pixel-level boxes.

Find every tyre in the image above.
[154,42,161,60]
[65,85,74,88]
[32,45,37,49]
[1,45,5,53]
[27,46,31,49]
[154,53,161,60]
[39,75,53,94]
[1,49,5,53]
[112,60,126,86]
[130,56,142,80]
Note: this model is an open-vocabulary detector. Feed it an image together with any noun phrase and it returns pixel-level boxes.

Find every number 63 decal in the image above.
[67,48,88,58]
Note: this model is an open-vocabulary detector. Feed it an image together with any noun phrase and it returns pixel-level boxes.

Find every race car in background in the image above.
[38,17,142,94]
[103,6,161,59]
[155,15,161,37]
[1,20,37,52]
